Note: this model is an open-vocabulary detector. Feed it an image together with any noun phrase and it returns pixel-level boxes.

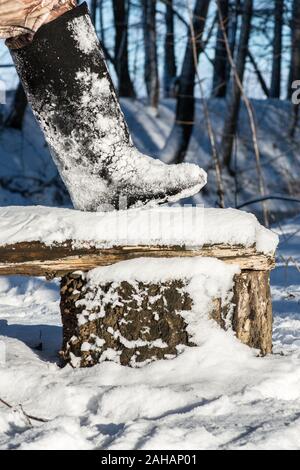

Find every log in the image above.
[60,268,273,368]
[0,241,275,277]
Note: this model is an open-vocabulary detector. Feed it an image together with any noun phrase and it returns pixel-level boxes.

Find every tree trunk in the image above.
[221,0,253,170]
[270,0,283,98]
[162,0,211,164]
[164,0,177,98]
[226,0,240,85]
[5,82,27,130]
[287,0,300,99]
[287,0,300,136]
[142,0,159,110]
[90,0,97,25]
[113,0,136,97]
[98,0,105,43]
[212,0,229,98]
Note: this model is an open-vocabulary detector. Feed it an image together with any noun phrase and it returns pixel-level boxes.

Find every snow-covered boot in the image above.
[10,2,207,211]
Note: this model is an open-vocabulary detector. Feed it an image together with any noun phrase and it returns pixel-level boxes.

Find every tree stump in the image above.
[60,260,273,368]
[0,206,278,367]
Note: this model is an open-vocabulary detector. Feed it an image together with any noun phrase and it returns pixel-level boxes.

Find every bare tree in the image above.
[98,0,105,43]
[212,0,229,97]
[287,0,300,99]
[90,0,98,26]
[164,0,177,97]
[226,0,240,83]
[113,0,136,97]
[162,0,211,164]
[288,0,300,136]
[142,0,160,110]
[270,0,284,98]
[221,0,253,170]
[188,5,225,207]
[218,0,268,225]
[5,82,27,130]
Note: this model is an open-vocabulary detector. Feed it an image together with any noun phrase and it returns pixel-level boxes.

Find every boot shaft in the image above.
[10,3,132,210]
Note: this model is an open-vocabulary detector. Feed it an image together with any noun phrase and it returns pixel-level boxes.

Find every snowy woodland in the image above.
[0,0,299,451]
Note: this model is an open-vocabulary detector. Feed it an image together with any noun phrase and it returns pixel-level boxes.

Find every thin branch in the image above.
[247,49,270,98]
[237,195,300,209]
[0,398,49,424]
[158,0,189,28]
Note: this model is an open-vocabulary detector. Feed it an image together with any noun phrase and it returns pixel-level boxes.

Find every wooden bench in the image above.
[0,206,278,367]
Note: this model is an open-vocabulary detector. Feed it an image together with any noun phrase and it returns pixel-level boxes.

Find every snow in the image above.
[0,205,278,254]
[67,15,99,55]
[0,216,298,449]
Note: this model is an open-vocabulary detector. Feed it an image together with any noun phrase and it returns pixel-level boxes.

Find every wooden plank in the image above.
[0,241,275,277]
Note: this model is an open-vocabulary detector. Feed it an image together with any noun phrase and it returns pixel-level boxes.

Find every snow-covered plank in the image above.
[0,205,277,276]
[0,206,278,254]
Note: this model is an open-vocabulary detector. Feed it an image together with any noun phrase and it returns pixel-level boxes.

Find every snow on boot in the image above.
[10,2,207,212]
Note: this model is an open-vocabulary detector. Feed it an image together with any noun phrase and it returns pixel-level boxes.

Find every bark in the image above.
[60,275,193,367]
[221,0,253,169]
[164,0,177,98]
[212,0,229,98]
[287,0,300,99]
[270,0,284,98]
[232,270,273,355]
[162,0,211,164]
[113,0,136,97]
[5,82,27,130]
[142,0,159,109]
[60,268,273,367]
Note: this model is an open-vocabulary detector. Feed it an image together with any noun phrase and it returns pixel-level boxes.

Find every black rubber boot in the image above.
[10,2,206,211]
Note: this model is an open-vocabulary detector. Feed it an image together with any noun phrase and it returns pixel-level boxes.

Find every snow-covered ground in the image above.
[0,215,299,450]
